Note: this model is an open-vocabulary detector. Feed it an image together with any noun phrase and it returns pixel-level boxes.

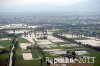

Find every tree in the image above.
[72,51,76,60]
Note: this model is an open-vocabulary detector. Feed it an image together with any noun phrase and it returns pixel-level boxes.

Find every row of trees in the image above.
[53,33,100,51]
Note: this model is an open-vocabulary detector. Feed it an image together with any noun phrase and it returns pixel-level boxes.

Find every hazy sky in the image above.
[0,0,100,12]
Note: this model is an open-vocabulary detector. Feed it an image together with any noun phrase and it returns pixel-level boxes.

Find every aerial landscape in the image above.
[0,0,100,66]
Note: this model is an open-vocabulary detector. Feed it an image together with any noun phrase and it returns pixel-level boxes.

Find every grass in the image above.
[0,40,12,59]
[12,28,34,31]
[18,38,30,43]
[82,48,100,66]
[0,40,12,50]
[0,54,9,59]
[84,29,100,33]
[31,48,40,59]
[15,60,35,66]
[15,59,46,66]
[55,41,73,44]
[43,51,60,58]
[43,51,53,57]
[72,37,89,40]
[16,47,22,55]
[93,52,100,66]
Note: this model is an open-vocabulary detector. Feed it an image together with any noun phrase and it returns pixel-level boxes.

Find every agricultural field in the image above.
[0,29,100,66]
[53,33,100,66]
[0,40,12,59]
[14,37,46,66]
[17,32,100,66]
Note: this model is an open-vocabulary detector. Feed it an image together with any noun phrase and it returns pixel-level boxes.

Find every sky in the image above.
[0,0,100,13]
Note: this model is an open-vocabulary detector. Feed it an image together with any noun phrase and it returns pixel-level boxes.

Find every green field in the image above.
[14,37,46,66]
[18,38,30,43]
[0,40,12,59]
[15,59,46,66]
[0,40,12,50]
[71,37,89,40]
[84,29,100,33]
[31,48,40,59]
[83,48,100,66]
[0,54,9,59]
